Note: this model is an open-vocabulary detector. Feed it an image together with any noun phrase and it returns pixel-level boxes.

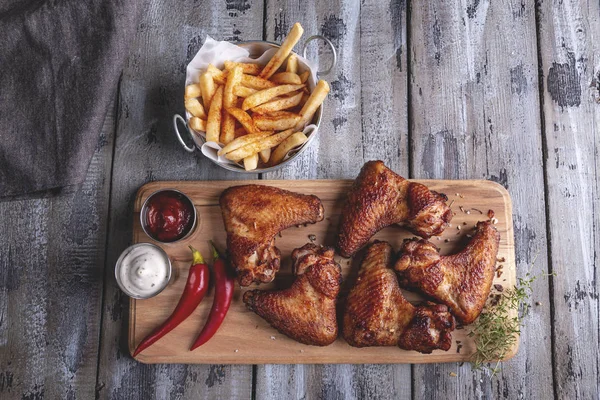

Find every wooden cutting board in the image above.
[129,179,516,364]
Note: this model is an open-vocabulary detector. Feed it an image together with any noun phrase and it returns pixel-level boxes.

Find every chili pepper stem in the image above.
[189,245,204,264]
[209,241,220,260]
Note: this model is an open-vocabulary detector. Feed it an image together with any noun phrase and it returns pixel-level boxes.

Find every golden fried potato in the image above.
[206,86,224,142]
[242,84,304,111]
[221,111,236,144]
[185,98,207,119]
[299,70,310,84]
[200,73,216,110]
[189,117,206,132]
[270,72,301,85]
[224,61,262,75]
[185,84,202,99]
[294,80,329,130]
[259,23,304,79]
[269,132,308,166]
[225,129,295,162]
[224,65,243,109]
[207,64,228,85]
[227,107,261,135]
[241,74,277,90]
[250,91,303,114]
[243,153,258,171]
[286,54,298,74]
[254,111,300,131]
[218,130,273,156]
[259,148,271,163]
[233,86,258,98]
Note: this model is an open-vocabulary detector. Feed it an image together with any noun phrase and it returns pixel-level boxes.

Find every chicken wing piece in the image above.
[220,185,324,286]
[343,241,455,353]
[337,161,452,258]
[243,244,342,346]
[394,221,500,324]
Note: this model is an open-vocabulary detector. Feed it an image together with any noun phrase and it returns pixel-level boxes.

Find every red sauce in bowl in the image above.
[144,191,195,242]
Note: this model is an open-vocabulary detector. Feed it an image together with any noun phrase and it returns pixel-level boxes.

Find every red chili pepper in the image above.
[133,246,209,357]
[190,242,235,350]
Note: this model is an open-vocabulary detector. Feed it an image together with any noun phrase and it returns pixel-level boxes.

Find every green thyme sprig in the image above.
[469,269,553,375]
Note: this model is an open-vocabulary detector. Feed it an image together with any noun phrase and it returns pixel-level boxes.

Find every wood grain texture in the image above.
[537,0,600,398]
[129,179,515,364]
[409,0,554,398]
[259,0,411,398]
[0,106,115,399]
[94,1,263,398]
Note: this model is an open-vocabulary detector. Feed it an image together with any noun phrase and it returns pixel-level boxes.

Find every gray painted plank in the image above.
[409,0,554,398]
[258,1,411,399]
[0,106,115,399]
[94,1,264,398]
[537,0,600,398]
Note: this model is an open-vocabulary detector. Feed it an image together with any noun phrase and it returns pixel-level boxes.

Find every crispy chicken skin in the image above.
[343,241,455,353]
[395,221,500,324]
[243,244,342,346]
[337,161,453,258]
[220,185,324,286]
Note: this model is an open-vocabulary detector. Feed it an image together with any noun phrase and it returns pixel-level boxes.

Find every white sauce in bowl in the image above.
[116,243,171,298]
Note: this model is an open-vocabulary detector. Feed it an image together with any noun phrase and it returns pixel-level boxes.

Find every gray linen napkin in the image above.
[0,0,143,198]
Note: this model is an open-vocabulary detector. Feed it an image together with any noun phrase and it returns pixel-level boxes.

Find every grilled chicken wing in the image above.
[337,161,453,258]
[243,244,342,345]
[394,221,500,324]
[220,185,324,286]
[343,241,455,353]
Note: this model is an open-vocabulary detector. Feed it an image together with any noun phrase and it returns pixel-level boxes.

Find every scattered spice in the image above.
[466,210,471,215]
[491,217,498,225]
[494,284,504,292]
[270,336,276,340]
[278,232,283,238]
[497,270,504,278]
[457,344,463,353]
[308,234,317,242]
[497,257,506,263]
[535,302,542,306]
[457,225,461,230]
[234,349,239,353]
[449,200,455,208]
[463,222,467,225]
[466,234,472,238]
[471,208,483,214]
[487,209,495,219]
[445,239,451,243]
[459,206,466,213]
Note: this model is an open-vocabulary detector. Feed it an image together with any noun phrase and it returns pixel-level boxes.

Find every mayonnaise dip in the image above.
[115,243,171,299]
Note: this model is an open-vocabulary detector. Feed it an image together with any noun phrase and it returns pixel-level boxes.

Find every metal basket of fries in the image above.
[173,22,336,173]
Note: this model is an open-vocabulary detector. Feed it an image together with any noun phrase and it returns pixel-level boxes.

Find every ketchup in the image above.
[145,191,194,242]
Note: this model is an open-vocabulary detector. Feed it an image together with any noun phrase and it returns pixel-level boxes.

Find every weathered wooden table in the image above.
[1,0,598,398]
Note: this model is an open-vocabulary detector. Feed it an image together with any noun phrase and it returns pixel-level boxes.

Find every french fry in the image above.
[270,72,301,85]
[259,23,304,79]
[294,80,329,130]
[189,117,206,132]
[206,86,224,142]
[269,132,308,166]
[243,153,259,171]
[241,74,276,90]
[225,129,295,162]
[207,64,228,85]
[242,84,304,111]
[185,84,202,99]
[233,85,258,98]
[286,54,298,74]
[224,65,243,109]
[218,130,273,156]
[185,98,207,119]
[259,148,271,163]
[254,111,300,131]
[251,91,303,114]
[200,72,216,110]
[224,61,261,75]
[227,107,261,135]
[299,70,310,84]
[221,111,236,144]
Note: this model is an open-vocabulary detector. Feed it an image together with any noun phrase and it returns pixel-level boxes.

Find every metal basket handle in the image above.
[173,114,196,153]
[302,35,337,76]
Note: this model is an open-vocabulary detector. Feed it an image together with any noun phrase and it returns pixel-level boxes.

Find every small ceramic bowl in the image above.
[115,243,172,299]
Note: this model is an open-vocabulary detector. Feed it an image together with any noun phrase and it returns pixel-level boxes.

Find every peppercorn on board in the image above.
[129,179,516,364]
